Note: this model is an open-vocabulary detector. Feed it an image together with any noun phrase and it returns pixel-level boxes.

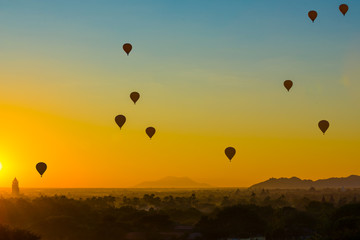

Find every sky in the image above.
[0,0,360,188]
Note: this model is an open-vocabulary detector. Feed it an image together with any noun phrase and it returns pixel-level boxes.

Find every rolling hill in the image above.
[250,175,360,189]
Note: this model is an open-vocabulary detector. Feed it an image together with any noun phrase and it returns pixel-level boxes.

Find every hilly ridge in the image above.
[250,175,360,189]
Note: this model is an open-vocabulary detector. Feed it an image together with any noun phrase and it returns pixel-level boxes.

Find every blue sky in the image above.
[1,1,360,187]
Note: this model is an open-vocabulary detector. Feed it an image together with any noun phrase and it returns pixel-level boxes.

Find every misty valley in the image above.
[1,187,360,240]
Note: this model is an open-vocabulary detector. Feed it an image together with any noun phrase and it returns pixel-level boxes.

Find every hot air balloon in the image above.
[115,115,126,129]
[36,162,47,177]
[284,80,293,91]
[123,43,132,56]
[146,127,156,139]
[308,10,318,22]
[339,4,349,16]
[130,92,140,104]
[318,120,329,135]
[225,147,236,162]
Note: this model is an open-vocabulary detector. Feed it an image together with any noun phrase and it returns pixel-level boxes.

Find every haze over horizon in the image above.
[1,0,360,188]
[2,175,360,190]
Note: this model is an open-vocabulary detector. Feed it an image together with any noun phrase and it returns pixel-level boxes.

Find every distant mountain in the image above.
[250,175,360,189]
[134,176,212,188]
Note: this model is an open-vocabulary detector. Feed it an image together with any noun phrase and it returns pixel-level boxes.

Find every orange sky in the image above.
[1,1,360,187]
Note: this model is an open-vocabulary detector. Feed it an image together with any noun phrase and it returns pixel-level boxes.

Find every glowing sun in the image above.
[0,162,2,171]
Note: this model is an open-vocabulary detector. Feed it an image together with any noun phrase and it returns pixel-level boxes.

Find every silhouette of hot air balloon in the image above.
[308,10,318,22]
[339,4,349,16]
[284,80,293,91]
[36,162,47,177]
[318,120,329,135]
[225,147,236,162]
[123,43,132,56]
[115,115,126,129]
[130,92,140,104]
[146,127,156,139]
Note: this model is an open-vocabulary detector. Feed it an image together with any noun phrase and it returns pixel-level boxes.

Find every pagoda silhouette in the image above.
[12,178,19,196]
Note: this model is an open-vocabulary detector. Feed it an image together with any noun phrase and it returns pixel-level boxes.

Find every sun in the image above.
[0,162,2,171]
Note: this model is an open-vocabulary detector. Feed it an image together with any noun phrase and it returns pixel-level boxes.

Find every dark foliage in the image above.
[0,225,40,240]
[1,189,360,240]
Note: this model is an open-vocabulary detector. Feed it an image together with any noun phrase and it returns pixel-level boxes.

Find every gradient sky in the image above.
[1,0,360,188]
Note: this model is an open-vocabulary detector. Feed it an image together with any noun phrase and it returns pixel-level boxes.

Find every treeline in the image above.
[0,224,40,240]
[197,202,360,239]
[0,196,183,240]
[0,189,359,240]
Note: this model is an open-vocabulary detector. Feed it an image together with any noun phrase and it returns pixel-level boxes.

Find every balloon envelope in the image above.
[225,147,236,162]
[308,10,317,22]
[36,162,47,177]
[130,92,140,104]
[123,43,132,55]
[115,115,126,129]
[318,120,329,134]
[339,4,348,16]
[146,127,156,139]
[284,80,293,91]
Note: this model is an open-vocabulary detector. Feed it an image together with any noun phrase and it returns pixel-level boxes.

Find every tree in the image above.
[0,225,40,240]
